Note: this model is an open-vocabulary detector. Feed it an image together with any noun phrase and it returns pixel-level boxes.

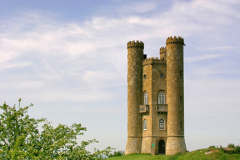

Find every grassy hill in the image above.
[108,146,240,160]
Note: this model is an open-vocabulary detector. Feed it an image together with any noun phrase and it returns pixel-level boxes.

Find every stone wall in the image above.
[166,137,186,155]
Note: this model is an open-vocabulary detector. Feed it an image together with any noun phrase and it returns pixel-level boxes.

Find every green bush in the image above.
[220,145,223,150]
[227,143,235,148]
[208,145,216,149]
[109,150,124,157]
[0,99,113,159]
[235,146,240,154]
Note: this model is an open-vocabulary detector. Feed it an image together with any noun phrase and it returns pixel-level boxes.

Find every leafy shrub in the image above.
[220,145,224,152]
[235,146,240,154]
[109,150,124,157]
[0,99,113,159]
[227,144,235,148]
[209,145,216,149]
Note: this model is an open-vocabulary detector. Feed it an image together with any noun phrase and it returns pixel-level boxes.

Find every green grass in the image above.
[108,148,240,160]
[108,154,171,160]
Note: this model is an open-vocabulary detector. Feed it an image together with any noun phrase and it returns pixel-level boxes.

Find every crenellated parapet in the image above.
[160,47,167,61]
[166,36,184,45]
[142,57,166,65]
[127,40,144,49]
[160,47,166,54]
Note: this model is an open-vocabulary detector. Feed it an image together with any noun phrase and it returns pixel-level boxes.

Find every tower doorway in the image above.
[158,140,165,154]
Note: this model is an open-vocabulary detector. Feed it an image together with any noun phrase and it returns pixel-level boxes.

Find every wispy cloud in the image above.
[197,46,235,51]
[0,61,32,70]
[0,0,239,103]
[117,2,157,13]
[185,54,225,63]
[0,0,239,96]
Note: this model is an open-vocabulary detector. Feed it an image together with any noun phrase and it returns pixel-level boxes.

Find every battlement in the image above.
[142,57,166,65]
[127,40,144,49]
[160,47,166,54]
[166,36,184,45]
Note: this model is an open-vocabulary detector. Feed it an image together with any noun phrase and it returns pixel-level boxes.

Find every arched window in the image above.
[159,119,165,130]
[143,119,147,130]
[158,91,165,104]
[144,93,148,105]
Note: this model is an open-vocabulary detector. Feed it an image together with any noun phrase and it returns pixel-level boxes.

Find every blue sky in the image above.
[1,0,240,152]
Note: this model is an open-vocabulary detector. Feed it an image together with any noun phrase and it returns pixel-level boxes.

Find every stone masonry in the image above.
[125,36,187,155]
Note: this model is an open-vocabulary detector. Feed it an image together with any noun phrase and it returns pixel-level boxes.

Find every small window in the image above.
[180,70,183,78]
[180,122,183,129]
[180,96,183,103]
[143,74,146,79]
[144,93,148,105]
[143,119,147,130]
[160,73,164,78]
[159,119,165,130]
[158,91,165,104]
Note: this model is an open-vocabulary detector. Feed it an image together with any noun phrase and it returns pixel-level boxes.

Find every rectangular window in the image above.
[180,96,183,103]
[144,93,148,105]
[158,91,165,104]
[143,119,147,130]
[180,122,183,129]
[159,119,165,130]
[180,70,183,78]
[159,123,164,129]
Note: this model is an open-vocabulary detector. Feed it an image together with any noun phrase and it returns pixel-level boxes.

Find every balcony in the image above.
[156,104,168,112]
[139,105,149,113]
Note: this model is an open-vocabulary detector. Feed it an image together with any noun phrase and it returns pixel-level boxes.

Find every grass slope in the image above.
[108,154,170,160]
[109,148,240,160]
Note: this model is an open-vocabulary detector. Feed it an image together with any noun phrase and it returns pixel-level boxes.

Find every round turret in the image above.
[125,40,144,154]
[166,36,186,155]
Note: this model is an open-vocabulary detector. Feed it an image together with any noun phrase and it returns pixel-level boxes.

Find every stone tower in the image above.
[125,40,144,154]
[125,36,186,155]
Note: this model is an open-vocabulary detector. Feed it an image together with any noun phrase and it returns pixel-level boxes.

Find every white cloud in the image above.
[197,46,235,51]
[0,0,239,106]
[0,50,18,63]
[118,2,157,13]
[13,88,116,103]
[0,61,32,70]
[185,54,225,63]
[2,0,238,62]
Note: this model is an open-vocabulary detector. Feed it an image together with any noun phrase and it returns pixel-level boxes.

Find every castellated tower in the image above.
[125,36,186,155]
[165,36,186,155]
[125,40,144,154]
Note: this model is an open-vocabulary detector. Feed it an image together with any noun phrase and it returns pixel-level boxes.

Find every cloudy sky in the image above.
[1,0,240,152]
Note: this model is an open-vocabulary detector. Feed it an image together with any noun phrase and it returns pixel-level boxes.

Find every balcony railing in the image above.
[156,104,168,112]
[139,105,149,113]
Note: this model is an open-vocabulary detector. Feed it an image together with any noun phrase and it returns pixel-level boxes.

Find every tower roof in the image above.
[166,36,184,45]
[127,40,144,49]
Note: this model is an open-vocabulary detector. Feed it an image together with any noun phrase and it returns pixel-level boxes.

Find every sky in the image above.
[0,0,240,152]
